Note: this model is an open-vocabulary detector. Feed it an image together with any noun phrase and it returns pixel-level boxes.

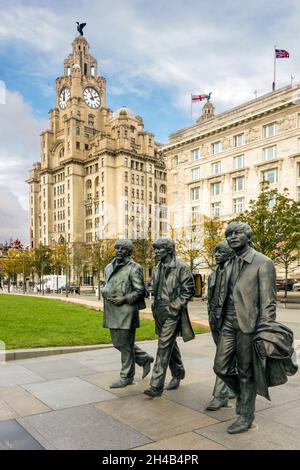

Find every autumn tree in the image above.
[32,245,52,295]
[231,181,300,296]
[89,238,115,300]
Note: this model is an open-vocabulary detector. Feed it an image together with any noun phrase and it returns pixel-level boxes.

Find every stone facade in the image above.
[159,85,300,278]
[28,36,167,249]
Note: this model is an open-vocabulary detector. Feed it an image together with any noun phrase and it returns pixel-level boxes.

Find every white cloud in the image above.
[0,89,47,243]
[0,187,29,244]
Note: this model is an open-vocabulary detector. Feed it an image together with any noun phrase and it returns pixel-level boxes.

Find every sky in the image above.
[0,0,300,244]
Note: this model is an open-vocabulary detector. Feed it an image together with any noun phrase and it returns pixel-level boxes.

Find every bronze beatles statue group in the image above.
[102,222,297,435]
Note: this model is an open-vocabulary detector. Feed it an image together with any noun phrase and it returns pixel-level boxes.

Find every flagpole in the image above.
[273,45,276,91]
[190,94,193,124]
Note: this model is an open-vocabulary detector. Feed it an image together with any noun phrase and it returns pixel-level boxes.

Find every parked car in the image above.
[293,281,300,291]
[276,279,294,291]
[61,283,80,294]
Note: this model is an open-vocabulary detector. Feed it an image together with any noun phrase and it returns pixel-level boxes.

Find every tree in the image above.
[15,248,35,293]
[51,243,68,293]
[176,217,224,273]
[0,248,21,292]
[176,224,202,273]
[133,238,154,281]
[72,242,89,295]
[231,181,300,296]
[89,239,115,300]
[32,245,52,295]
[201,216,224,269]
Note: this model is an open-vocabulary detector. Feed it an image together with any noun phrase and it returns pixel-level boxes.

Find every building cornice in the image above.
[159,85,300,154]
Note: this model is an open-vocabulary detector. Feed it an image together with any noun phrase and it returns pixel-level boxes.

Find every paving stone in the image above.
[0,398,17,421]
[21,358,97,380]
[195,415,300,450]
[22,377,117,410]
[257,399,300,430]
[82,372,151,397]
[135,431,227,450]
[0,420,44,450]
[165,382,272,421]
[0,386,50,416]
[96,394,219,440]
[19,405,152,450]
[0,364,45,387]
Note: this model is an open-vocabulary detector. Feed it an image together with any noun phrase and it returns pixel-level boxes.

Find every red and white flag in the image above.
[191,94,208,102]
[275,48,289,58]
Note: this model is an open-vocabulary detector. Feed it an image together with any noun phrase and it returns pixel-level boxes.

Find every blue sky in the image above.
[0,0,300,243]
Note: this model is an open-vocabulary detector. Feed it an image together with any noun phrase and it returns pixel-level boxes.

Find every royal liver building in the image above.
[28,35,167,249]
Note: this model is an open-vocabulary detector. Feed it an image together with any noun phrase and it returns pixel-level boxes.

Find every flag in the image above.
[275,49,289,58]
[191,94,208,102]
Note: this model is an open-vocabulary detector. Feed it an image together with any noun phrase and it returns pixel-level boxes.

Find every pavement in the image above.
[0,294,300,450]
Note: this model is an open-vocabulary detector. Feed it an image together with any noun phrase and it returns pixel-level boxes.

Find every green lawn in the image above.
[0,295,208,349]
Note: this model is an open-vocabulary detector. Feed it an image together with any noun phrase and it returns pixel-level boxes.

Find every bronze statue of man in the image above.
[102,239,153,388]
[214,222,277,434]
[206,241,235,411]
[144,238,195,398]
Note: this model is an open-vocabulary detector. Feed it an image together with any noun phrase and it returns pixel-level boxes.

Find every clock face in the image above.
[59,87,71,109]
[83,87,101,108]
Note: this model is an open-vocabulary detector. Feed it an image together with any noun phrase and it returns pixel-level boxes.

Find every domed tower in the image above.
[197,100,215,123]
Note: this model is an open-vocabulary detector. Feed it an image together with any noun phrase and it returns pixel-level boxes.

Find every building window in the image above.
[297,186,300,202]
[125,172,128,182]
[233,197,245,214]
[212,141,221,154]
[191,167,200,181]
[86,179,92,190]
[264,122,276,138]
[91,65,95,77]
[234,133,244,147]
[211,181,221,196]
[211,202,221,217]
[76,127,80,136]
[211,161,221,175]
[76,141,80,150]
[233,176,245,192]
[86,233,93,243]
[263,145,277,161]
[141,176,144,186]
[297,162,300,178]
[191,206,200,223]
[191,148,200,161]
[262,168,278,184]
[191,187,200,201]
[234,155,244,169]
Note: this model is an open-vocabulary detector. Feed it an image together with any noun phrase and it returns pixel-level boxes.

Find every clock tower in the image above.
[28,34,167,264]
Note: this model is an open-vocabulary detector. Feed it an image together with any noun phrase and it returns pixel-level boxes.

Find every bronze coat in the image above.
[221,248,277,334]
[102,258,146,329]
[151,257,195,342]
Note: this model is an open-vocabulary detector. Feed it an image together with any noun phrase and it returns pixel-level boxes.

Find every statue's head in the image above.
[114,239,133,260]
[214,240,234,266]
[225,221,253,251]
[152,238,175,262]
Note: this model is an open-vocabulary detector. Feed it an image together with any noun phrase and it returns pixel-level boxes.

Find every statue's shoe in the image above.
[166,375,183,390]
[144,387,162,398]
[142,357,154,379]
[109,378,133,388]
[227,415,254,434]
[206,397,228,411]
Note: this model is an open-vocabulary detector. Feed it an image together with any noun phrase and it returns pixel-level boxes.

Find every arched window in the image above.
[95,176,99,187]
[67,66,71,76]
[91,65,95,77]
[86,179,92,190]
[59,148,64,158]
[160,184,167,194]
